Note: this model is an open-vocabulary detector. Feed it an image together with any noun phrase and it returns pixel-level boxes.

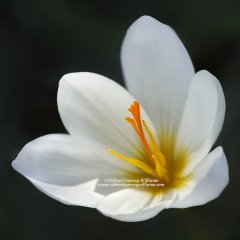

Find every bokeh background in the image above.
[1,0,240,239]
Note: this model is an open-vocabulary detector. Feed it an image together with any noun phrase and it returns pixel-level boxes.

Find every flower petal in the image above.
[12,134,126,207]
[97,188,175,222]
[175,70,226,174]
[121,16,195,134]
[57,72,157,162]
[28,177,103,207]
[172,147,229,208]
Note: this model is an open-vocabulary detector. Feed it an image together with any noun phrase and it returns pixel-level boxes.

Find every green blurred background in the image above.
[1,0,240,239]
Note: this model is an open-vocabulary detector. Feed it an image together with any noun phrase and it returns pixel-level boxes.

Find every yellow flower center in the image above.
[109,101,188,190]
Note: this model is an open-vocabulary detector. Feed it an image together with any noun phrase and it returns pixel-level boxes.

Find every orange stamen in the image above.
[125,101,155,166]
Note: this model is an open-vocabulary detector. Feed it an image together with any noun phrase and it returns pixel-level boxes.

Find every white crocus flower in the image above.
[12,16,229,222]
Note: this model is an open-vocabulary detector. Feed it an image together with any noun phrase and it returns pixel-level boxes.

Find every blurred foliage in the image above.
[1,0,240,239]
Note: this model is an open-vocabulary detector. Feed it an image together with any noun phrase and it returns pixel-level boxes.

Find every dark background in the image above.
[1,0,240,239]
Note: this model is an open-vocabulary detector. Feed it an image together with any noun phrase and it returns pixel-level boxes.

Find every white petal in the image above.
[12,134,125,207]
[57,72,157,162]
[97,188,175,222]
[175,70,226,174]
[28,177,103,207]
[172,147,229,208]
[121,16,195,134]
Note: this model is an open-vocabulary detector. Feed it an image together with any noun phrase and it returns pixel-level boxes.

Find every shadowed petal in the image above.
[175,70,225,174]
[97,188,175,221]
[172,147,229,208]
